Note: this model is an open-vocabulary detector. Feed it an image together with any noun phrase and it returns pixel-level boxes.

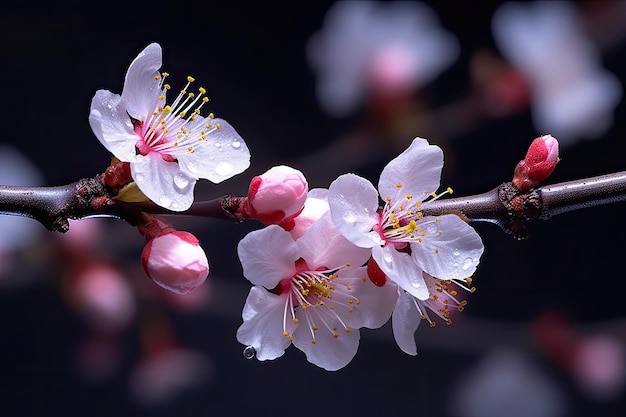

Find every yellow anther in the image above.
[434,248,439,253]
[188,146,194,153]
[162,72,169,77]
[154,75,161,80]
[282,331,289,337]
[188,92,195,98]
[438,230,443,235]
[344,328,351,333]
[288,335,294,341]
[333,333,339,339]
[361,276,366,282]
[311,339,316,344]
[187,76,195,82]
[348,308,353,313]
[173,142,179,147]
[208,112,215,119]
[202,97,209,103]
[435,217,440,222]
[447,187,454,194]
[347,299,353,304]
[431,192,437,198]
[180,90,187,95]
[293,318,299,323]
[396,183,403,188]
[420,231,426,236]
[164,84,171,90]
[216,123,221,129]
[312,325,318,331]
[158,95,165,100]
[163,105,172,113]
[385,196,392,202]
[199,87,206,94]
[345,262,351,267]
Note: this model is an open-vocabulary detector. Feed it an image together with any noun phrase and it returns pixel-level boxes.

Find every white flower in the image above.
[328,137,484,301]
[307,1,459,117]
[236,213,396,371]
[89,43,250,211]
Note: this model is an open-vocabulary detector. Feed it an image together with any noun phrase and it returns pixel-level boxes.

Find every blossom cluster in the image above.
[237,138,484,370]
[88,43,485,371]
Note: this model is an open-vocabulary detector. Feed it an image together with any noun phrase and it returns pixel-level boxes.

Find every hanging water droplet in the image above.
[135,173,145,182]
[231,141,241,149]
[243,345,256,359]
[462,258,474,271]
[173,173,190,190]
[159,196,172,207]
[215,161,234,176]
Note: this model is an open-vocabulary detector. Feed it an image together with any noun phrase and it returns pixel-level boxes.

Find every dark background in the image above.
[0,1,625,416]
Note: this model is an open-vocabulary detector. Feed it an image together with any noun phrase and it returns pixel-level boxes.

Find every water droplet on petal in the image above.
[215,161,234,176]
[173,173,190,190]
[231,141,241,149]
[186,162,198,173]
[410,276,422,289]
[462,258,474,271]
[343,211,356,223]
[135,173,145,182]
[215,142,221,148]
[453,250,460,257]
[159,196,172,207]
[243,346,256,359]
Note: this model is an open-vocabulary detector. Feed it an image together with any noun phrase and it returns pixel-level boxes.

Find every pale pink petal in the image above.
[292,309,361,371]
[236,287,294,361]
[412,214,484,280]
[130,153,196,211]
[88,90,138,161]
[372,245,429,300]
[392,289,421,355]
[237,225,299,289]
[378,137,443,199]
[176,118,251,184]
[297,212,371,270]
[121,43,163,121]
[334,268,396,329]
[328,173,381,248]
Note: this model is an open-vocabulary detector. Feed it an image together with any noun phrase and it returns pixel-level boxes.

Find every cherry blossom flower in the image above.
[328,137,484,302]
[89,42,250,211]
[236,213,396,371]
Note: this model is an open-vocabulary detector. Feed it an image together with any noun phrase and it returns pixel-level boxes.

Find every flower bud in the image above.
[141,231,209,295]
[512,134,560,191]
[246,165,308,225]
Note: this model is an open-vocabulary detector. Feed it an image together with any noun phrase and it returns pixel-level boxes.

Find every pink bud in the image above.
[141,231,209,295]
[246,165,308,225]
[512,134,560,191]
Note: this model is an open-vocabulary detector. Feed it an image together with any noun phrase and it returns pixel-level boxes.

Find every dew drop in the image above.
[186,162,198,173]
[243,345,256,359]
[453,250,460,257]
[343,211,357,223]
[134,173,145,182]
[231,141,241,149]
[215,161,234,176]
[215,142,222,148]
[410,276,422,289]
[462,258,474,271]
[159,196,172,207]
[173,174,190,190]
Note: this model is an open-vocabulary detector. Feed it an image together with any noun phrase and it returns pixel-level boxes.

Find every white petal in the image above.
[177,118,250,183]
[236,287,293,361]
[328,174,381,248]
[88,90,138,161]
[130,154,196,211]
[237,225,299,288]
[378,137,443,199]
[121,43,164,120]
[297,212,371,269]
[372,245,429,300]
[392,289,421,356]
[412,214,484,280]
[292,308,361,371]
[334,267,397,329]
